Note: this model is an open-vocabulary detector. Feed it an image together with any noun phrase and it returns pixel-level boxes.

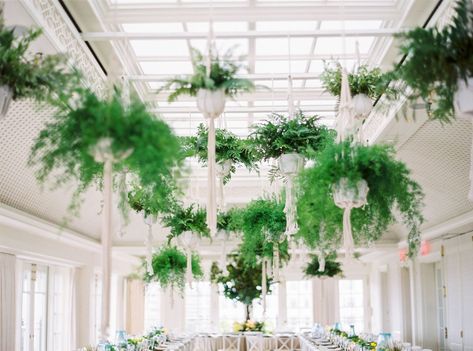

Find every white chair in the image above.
[220,333,241,351]
[246,333,264,351]
[274,335,294,351]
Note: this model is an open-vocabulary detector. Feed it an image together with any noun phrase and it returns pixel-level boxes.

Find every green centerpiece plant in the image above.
[297,141,424,258]
[304,252,343,278]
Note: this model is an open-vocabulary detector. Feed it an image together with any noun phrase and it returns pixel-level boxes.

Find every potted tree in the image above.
[212,252,272,322]
[0,21,79,117]
[297,141,424,258]
[320,62,388,119]
[385,0,473,122]
[144,246,203,293]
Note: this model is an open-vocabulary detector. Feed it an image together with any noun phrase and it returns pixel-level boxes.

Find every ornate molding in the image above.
[21,0,106,92]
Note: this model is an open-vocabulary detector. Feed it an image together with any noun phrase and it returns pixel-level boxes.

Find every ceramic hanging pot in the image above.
[216,160,233,179]
[278,153,304,176]
[0,85,13,119]
[454,77,473,117]
[352,93,373,120]
[196,89,226,118]
[333,178,369,209]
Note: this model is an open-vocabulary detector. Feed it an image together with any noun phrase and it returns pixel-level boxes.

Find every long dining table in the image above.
[195,333,301,351]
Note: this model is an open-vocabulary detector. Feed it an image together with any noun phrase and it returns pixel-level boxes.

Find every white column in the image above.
[210,283,220,332]
[278,280,288,330]
[0,252,16,351]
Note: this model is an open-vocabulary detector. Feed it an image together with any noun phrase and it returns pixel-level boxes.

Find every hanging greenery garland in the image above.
[143,246,203,292]
[29,87,182,216]
[297,141,424,258]
[303,253,343,278]
[162,203,210,241]
[128,179,178,219]
[0,21,79,116]
[182,123,259,184]
[383,0,473,123]
[250,111,333,162]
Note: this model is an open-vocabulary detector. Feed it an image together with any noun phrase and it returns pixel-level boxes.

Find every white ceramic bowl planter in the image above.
[0,85,13,118]
[454,77,473,117]
[333,178,369,257]
[278,152,304,175]
[352,93,373,119]
[196,89,226,118]
[279,153,305,237]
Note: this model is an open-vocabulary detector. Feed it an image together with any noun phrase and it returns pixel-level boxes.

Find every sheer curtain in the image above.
[0,252,16,351]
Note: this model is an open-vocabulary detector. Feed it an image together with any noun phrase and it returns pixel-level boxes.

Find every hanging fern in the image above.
[29,88,182,216]
[159,47,255,101]
[183,123,260,183]
[297,141,424,258]
[250,111,333,161]
[303,253,343,278]
[144,246,203,291]
[161,203,210,240]
[237,197,290,266]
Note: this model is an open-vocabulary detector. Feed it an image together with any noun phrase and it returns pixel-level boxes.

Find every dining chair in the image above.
[246,333,264,351]
[273,334,294,351]
[220,333,242,351]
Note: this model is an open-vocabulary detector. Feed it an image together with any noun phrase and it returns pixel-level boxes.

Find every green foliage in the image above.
[385,0,473,122]
[213,253,272,307]
[303,253,343,278]
[128,181,178,218]
[297,141,424,258]
[217,207,245,233]
[160,47,255,101]
[320,62,388,99]
[161,203,210,239]
[250,111,333,160]
[184,123,259,183]
[144,246,203,291]
[29,88,181,216]
[238,197,290,265]
[0,21,79,102]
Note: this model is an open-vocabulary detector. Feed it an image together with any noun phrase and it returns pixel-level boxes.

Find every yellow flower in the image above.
[233,322,242,332]
[246,320,256,329]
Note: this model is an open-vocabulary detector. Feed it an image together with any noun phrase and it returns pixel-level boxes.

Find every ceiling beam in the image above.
[100,3,398,23]
[136,53,368,62]
[130,72,321,81]
[82,28,400,41]
[152,104,336,114]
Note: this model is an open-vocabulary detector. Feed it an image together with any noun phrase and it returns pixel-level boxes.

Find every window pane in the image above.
[338,279,364,333]
[253,284,278,331]
[219,285,245,332]
[144,282,161,331]
[185,282,211,332]
[286,280,313,331]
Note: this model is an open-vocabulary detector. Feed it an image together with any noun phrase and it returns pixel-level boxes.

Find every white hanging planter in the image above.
[454,77,473,118]
[0,85,13,119]
[216,160,233,179]
[352,93,373,120]
[333,178,369,209]
[196,89,226,118]
[278,153,304,176]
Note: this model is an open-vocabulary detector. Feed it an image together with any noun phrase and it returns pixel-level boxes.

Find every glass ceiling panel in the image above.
[320,20,383,30]
[255,21,317,31]
[255,60,307,74]
[186,22,248,32]
[130,39,190,56]
[140,61,193,74]
[122,23,184,33]
[314,37,375,55]
[255,38,314,55]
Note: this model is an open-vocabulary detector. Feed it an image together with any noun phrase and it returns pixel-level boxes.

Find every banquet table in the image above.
[196,333,300,351]
[298,333,343,351]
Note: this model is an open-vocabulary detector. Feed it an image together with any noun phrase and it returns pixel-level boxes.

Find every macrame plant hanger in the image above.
[216,112,230,211]
[332,1,369,259]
